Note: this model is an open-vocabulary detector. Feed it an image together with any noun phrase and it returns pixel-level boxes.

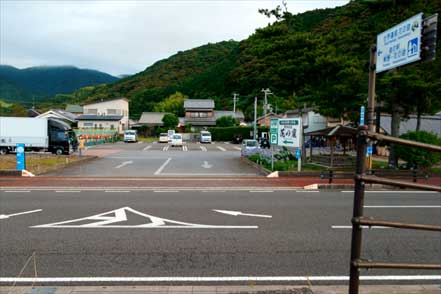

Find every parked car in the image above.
[159,133,169,143]
[241,139,258,155]
[124,130,138,143]
[170,133,183,147]
[200,131,212,143]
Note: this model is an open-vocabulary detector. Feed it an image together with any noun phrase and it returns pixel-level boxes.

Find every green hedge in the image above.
[207,126,269,141]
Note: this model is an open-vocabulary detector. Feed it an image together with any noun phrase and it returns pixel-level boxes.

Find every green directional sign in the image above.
[270,119,278,145]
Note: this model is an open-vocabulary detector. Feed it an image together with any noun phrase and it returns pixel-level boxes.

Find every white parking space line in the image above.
[182,145,188,151]
[143,145,152,151]
[4,191,30,193]
[154,157,172,175]
[216,146,226,152]
[162,145,169,151]
[365,205,441,208]
[200,146,207,152]
[1,275,439,283]
[114,161,133,169]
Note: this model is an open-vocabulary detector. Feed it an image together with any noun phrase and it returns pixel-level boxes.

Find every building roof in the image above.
[36,109,78,123]
[256,113,282,121]
[138,112,169,125]
[84,97,128,107]
[214,110,245,120]
[65,104,83,113]
[184,99,215,109]
[305,125,358,137]
[77,115,123,121]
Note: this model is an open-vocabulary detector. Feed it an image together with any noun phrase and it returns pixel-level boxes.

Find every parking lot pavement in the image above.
[44,141,258,177]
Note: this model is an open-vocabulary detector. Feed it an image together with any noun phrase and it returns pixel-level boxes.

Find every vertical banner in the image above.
[16,143,26,171]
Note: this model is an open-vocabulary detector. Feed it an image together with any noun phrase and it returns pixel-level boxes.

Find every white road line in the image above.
[55,191,81,193]
[143,145,152,151]
[0,275,439,283]
[182,145,188,151]
[4,191,30,193]
[0,209,42,219]
[105,190,130,193]
[216,146,226,152]
[249,190,274,193]
[154,190,179,193]
[297,190,319,193]
[342,190,438,193]
[365,205,441,208]
[114,161,133,169]
[200,146,207,152]
[332,225,390,229]
[234,147,241,151]
[154,158,172,175]
[202,191,226,193]
[162,145,169,151]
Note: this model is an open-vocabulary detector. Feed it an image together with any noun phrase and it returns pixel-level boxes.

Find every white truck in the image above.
[0,117,78,155]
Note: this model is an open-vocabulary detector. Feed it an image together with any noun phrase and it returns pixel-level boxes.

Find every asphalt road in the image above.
[48,141,258,177]
[0,189,439,284]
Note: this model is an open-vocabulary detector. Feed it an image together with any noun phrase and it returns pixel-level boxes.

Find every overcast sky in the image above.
[1,0,348,76]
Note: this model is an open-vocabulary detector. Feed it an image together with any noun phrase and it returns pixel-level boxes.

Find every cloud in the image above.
[0,0,348,76]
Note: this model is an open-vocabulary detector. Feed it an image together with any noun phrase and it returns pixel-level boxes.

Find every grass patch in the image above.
[0,154,92,175]
[247,154,329,172]
[137,136,158,143]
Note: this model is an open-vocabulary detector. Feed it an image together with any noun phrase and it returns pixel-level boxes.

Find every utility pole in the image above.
[232,93,239,113]
[261,88,272,127]
[253,97,257,140]
[366,44,377,170]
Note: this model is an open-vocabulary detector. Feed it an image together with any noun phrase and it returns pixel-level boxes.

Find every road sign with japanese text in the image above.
[277,118,302,148]
[376,13,423,73]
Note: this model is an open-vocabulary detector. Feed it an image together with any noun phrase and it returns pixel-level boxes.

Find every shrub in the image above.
[395,131,441,169]
[207,126,268,141]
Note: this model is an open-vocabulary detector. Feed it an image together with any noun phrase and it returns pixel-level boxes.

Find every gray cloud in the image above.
[1,0,348,76]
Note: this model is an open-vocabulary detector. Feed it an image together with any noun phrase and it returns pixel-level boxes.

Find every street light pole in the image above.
[233,93,239,113]
[253,97,257,140]
[261,88,272,127]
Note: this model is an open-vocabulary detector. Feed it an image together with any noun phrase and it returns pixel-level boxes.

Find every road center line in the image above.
[249,190,274,193]
[0,275,439,283]
[55,191,81,193]
[154,190,179,193]
[154,157,172,175]
[297,190,319,193]
[4,191,30,193]
[105,190,130,193]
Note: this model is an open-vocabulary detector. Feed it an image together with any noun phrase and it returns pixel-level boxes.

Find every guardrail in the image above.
[348,127,441,294]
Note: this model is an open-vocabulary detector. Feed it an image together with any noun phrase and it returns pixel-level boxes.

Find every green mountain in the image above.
[0,65,118,104]
[48,0,441,121]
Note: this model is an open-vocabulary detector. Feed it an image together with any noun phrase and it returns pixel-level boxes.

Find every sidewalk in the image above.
[1,285,439,294]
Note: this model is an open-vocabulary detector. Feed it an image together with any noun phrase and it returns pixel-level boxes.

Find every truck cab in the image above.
[48,119,78,155]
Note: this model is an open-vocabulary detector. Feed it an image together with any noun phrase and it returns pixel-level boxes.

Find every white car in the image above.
[170,134,183,147]
[241,139,258,155]
[159,133,169,143]
[200,131,212,143]
[124,130,138,143]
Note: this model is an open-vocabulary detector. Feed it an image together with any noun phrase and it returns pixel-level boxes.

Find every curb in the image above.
[240,156,272,176]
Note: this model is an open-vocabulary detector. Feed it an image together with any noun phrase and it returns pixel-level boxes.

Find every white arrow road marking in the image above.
[200,146,207,152]
[143,145,152,151]
[114,161,133,169]
[154,158,172,175]
[216,146,226,152]
[201,161,213,169]
[31,207,258,229]
[0,209,42,220]
[213,209,272,218]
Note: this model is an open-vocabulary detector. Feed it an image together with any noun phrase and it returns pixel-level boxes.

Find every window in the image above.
[83,122,93,127]
[110,124,115,130]
[190,112,208,118]
[86,108,98,115]
[107,109,118,115]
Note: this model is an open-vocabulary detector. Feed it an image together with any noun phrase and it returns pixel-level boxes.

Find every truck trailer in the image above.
[0,117,78,155]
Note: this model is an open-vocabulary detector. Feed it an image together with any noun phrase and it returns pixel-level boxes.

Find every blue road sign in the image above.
[366,146,373,157]
[16,143,26,171]
[360,106,365,126]
[295,148,301,159]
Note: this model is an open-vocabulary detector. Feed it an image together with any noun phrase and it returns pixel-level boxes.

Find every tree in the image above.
[395,131,441,169]
[162,113,179,129]
[153,92,187,117]
[216,116,238,127]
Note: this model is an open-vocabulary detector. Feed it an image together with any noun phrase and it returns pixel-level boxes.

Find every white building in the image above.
[77,98,129,134]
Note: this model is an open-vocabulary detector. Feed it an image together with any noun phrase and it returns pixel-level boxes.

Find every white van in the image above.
[170,133,183,147]
[200,131,212,143]
[124,130,138,143]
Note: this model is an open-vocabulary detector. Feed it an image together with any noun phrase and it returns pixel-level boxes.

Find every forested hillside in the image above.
[0,65,118,103]
[44,0,441,121]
